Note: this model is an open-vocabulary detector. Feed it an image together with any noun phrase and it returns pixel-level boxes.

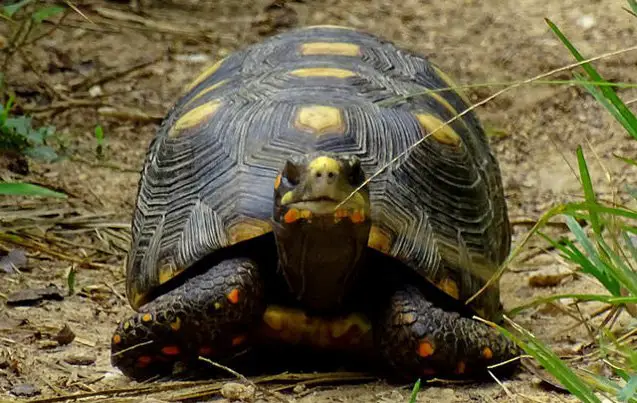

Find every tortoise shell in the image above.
[126,25,511,319]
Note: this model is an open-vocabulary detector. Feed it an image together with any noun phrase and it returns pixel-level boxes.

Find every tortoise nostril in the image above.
[328,172,335,178]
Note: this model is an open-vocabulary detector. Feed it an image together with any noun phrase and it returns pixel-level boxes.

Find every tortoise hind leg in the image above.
[374,284,521,380]
[111,257,265,380]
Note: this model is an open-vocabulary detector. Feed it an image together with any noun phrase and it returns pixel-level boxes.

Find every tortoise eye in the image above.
[281,160,300,187]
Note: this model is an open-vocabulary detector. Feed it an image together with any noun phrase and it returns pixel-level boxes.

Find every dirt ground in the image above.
[1,0,636,401]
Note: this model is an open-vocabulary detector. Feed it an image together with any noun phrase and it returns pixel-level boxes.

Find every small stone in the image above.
[37,340,59,350]
[0,249,27,273]
[293,383,307,394]
[528,267,573,288]
[54,324,76,346]
[89,85,103,97]
[11,383,40,397]
[577,15,595,29]
[221,382,255,401]
[64,354,96,366]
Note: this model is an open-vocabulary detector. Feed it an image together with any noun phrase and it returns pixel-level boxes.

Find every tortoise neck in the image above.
[272,218,371,314]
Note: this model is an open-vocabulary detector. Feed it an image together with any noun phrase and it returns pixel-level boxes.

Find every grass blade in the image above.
[489,318,601,403]
[546,18,637,140]
[507,293,637,316]
[575,147,601,236]
[0,182,67,198]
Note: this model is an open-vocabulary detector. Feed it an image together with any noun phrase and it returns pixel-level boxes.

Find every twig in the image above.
[198,357,291,403]
[72,56,163,92]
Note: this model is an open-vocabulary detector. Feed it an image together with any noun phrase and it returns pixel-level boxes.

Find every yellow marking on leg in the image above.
[368,225,392,254]
[184,58,226,92]
[417,339,435,357]
[455,361,466,374]
[232,335,247,346]
[214,302,222,310]
[141,313,153,323]
[170,317,181,331]
[227,288,240,304]
[184,79,229,108]
[294,105,345,136]
[227,219,272,244]
[350,209,365,223]
[168,100,222,138]
[161,345,180,356]
[136,355,152,367]
[300,42,362,57]
[112,334,121,344]
[284,208,300,223]
[414,113,462,146]
[482,347,493,360]
[290,67,357,78]
[438,277,460,300]
[198,346,213,356]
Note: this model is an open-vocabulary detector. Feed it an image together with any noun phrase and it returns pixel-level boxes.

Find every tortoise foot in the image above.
[375,284,521,381]
[110,258,265,380]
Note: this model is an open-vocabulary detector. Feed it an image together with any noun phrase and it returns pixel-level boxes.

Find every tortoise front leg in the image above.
[374,284,521,380]
[110,257,265,380]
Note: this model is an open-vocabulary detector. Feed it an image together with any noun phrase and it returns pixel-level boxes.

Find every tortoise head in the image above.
[272,153,372,313]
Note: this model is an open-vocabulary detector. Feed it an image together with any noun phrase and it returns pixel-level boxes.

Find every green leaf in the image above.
[620,375,637,402]
[25,145,59,162]
[629,0,637,15]
[0,182,66,198]
[408,379,421,403]
[4,115,32,137]
[576,147,601,236]
[31,5,65,23]
[2,0,35,17]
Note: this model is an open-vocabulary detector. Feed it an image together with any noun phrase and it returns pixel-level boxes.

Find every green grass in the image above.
[490,7,637,403]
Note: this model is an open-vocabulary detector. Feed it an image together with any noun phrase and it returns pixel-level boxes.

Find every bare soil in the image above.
[1,0,636,401]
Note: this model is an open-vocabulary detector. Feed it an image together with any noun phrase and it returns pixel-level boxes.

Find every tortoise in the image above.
[110,25,520,381]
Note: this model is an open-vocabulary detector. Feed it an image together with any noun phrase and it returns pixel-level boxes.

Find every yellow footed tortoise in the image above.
[110,25,520,381]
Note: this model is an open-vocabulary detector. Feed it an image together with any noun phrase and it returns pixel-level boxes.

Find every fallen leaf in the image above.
[0,249,28,273]
[64,354,96,366]
[6,284,64,306]
[11,383,40,397]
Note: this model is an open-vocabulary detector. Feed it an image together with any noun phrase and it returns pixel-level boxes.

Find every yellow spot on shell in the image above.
[170,317,181,331]
[169,100,222,138]
[417,339,435,357]
[427,90,459,116]
[158,263,184,285]
[294,105,345,136]
[368,225,391,254]
[184,79,228,108]
[112,334,121,344]
[185,57,226,92]
[300,42,361,57]
[438,277,460,299]
[227,219,272,244]
[432,65,472,106]
[415,113,462,146]
[290,67,357,78]
[141,313,153,323]
[274,174,282,190]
